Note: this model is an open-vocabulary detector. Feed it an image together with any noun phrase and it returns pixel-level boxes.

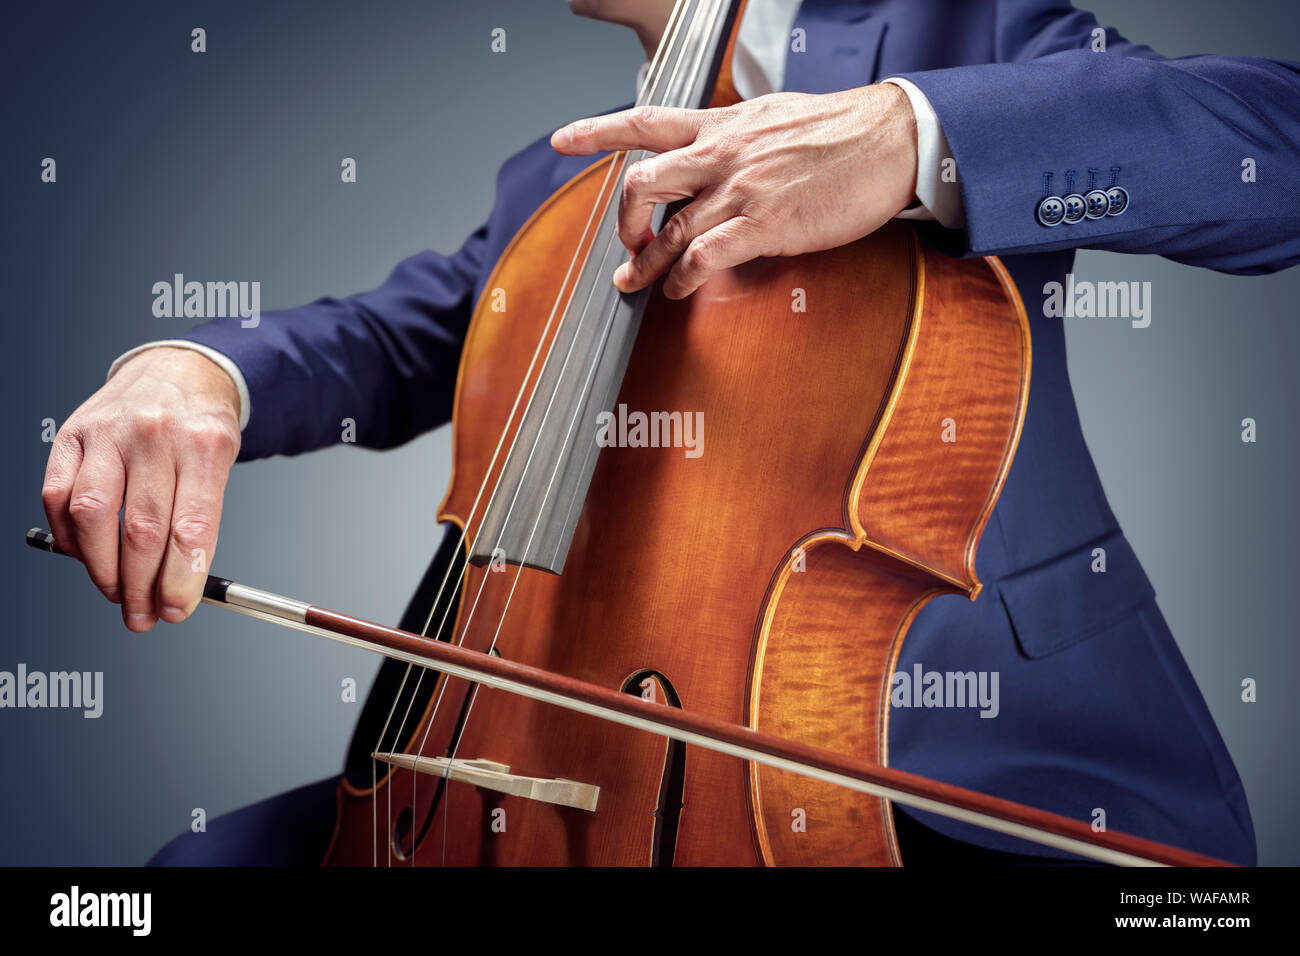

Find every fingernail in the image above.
[160,605,187,623]
[126,613,156,632]
[102,587,121,603]
[613,263,631,291]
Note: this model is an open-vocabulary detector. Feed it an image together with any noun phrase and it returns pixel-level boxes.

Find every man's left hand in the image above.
[551,83,918,299]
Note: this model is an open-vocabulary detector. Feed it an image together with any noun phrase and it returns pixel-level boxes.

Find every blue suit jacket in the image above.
[181,1,1299,863]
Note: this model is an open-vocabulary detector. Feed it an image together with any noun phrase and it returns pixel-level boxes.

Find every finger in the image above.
[41,429,85,563]
[617,153,709,254]
[66,444,128,603]
[662,218,766,300]
[155,452,230,623]
[614,189,735,293]
[119,453,176,632]
[552,105,705,156]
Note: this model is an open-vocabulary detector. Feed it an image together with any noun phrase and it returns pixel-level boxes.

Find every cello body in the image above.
[323,151,1032,867]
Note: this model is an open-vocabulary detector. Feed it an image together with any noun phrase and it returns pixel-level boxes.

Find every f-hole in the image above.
[622,670,685,867]
[392,805,414,860]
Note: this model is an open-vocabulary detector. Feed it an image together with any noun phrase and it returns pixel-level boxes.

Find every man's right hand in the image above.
[41,347,242,632]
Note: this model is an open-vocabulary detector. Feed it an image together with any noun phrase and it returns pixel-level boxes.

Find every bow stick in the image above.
[25,528,1232,867]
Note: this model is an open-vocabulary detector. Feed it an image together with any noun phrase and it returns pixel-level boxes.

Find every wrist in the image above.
[112,342,245,427]
[876,81,920,212]
[120,346,241,423]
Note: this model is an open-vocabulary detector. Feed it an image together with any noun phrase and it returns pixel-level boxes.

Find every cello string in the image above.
[406,0,705,769]
[408,0,704,866]
[377,145,624,865]
[408,0,691,664]
[373,663,411,865]
[367,0,695,865]
[406,0,707,867]
[374,137,620,862]
[424,0,725,866]
[368,106,622,868]
[445,0,719,703]
[404,0,693,715]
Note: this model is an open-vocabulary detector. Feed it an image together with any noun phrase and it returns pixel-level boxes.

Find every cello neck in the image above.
[642,0,746,111]
[468,0,746,575]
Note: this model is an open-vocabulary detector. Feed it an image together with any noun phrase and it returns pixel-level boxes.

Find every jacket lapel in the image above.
[783,0,888,94]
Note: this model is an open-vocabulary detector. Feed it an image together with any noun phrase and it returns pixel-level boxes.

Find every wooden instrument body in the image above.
[324,153,1030,866]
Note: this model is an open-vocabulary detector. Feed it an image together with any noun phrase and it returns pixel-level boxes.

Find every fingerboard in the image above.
[470,0,740,573]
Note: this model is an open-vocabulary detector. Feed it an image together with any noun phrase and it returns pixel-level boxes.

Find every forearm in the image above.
[167,242,485,460]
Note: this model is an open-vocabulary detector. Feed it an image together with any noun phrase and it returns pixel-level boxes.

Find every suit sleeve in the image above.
[177,225,488,462]
[895,0,1300,275]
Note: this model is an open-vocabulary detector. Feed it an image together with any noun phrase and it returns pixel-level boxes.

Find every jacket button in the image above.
[1085,189,1110,219]
[1106,185,1130,216]
[1062,193,1087,223]
[1036,195,1066,226]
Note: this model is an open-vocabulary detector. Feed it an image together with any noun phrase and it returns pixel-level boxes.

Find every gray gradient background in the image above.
[1,0,1296,865]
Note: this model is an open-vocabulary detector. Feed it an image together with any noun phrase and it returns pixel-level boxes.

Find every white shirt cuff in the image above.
[108,340,251,431]
[882,77,966,231]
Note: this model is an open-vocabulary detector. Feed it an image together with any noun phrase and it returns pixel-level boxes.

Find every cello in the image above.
[27,0,1230,867]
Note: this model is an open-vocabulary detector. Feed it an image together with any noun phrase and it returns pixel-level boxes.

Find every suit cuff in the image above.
[108,340,251,431]
[882,77,966,230]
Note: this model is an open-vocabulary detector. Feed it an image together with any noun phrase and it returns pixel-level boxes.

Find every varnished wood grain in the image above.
[325,145,1032,866]
[748,242,1031,867]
